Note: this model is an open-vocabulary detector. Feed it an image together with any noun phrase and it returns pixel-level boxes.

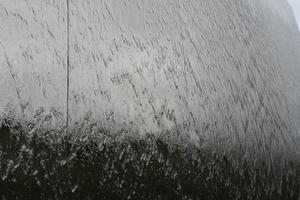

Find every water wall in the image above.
[1,0,300,151]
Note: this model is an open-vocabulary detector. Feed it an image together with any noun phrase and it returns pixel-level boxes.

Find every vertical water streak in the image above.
[66,0,70,134]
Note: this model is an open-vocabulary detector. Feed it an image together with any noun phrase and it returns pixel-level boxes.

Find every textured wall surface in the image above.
[1,0,300,150]
[0,0,67,128]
